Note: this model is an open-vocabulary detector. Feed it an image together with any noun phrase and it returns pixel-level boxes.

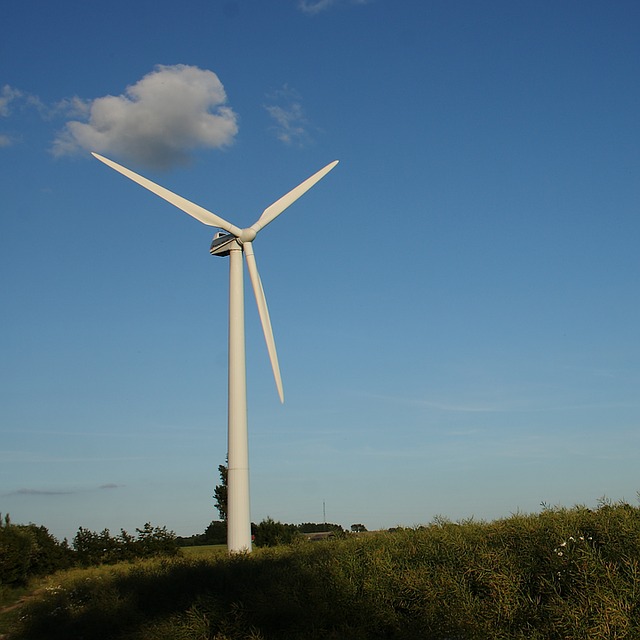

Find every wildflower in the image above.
[557,551,563,556]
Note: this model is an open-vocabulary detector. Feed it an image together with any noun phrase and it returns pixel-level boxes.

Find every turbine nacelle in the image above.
[210,231,237,257]
[208,226,262,256]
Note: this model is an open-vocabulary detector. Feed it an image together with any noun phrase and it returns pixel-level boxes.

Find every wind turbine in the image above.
[92,152,338,552]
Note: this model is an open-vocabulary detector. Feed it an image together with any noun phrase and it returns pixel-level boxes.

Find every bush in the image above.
[0,520,73,586]
[73,524,178,566]
[0,525,34,586]
[22,524,74,576]
[134,523,179,559]
[297,522,344,534]
[253,517,299,547]
[73,527,123,566]
[203,520,226,545]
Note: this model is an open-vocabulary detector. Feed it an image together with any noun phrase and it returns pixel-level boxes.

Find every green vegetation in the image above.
[0,515,178,588]
[213,462,228,522]
[3,499,640,639]
[180,544,228,558]
[178,521,227,547]
[178,519,345,548]
[0,515,74,587]
[73,523,178,566]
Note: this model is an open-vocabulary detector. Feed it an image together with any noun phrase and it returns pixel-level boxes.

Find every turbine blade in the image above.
[243,242,284,403]
[92,153,242,236]
[250,160,339,233]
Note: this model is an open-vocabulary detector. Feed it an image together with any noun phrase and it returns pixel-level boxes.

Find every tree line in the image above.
[0,513,178,587]
[178,518,348,548]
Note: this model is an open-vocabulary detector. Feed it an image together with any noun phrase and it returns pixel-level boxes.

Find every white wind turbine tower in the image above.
[93,152,338,553]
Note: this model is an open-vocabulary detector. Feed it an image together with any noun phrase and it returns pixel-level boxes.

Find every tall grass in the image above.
[6,501,640,639]
[180,545,228,559]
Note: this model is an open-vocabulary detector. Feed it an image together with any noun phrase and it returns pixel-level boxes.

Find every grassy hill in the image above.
[3,500,640,639]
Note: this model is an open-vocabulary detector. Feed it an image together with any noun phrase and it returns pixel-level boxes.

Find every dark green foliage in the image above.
[203,520,226,545]
[134,523,178,559]
[72,524,178,566]
[177,520,226,546]
[0,519,73,586]
[72,528,120,566]
[297,522,344,534]
[213,462,228,522]
[0,525,34,586]
[253,517,299,547]
[21,525,73,577]
[7,500,640,639]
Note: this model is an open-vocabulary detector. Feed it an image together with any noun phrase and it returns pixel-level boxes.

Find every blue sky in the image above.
[2,0,639,541]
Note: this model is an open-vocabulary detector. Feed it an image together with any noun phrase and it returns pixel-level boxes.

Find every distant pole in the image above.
[323,500,326,525]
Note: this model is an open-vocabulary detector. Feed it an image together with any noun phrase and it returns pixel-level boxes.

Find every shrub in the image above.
[134,523,179,559]
[0,525,35,586]
[253,517,299,547]
[0,521,73,586]
[73,524,179,566]
[21,524,74,576]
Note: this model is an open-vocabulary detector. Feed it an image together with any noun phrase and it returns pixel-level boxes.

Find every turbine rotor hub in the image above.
[238,228,257,243]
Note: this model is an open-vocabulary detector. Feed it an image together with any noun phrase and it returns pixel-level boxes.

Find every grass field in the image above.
[179,544,228,558]
[2,501,640,639]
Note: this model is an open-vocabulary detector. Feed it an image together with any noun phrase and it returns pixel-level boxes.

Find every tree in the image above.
[176,520,227,547]
[351,524,367,532]
[213,461,228,522]
[73,527,118,566]
[0,524,35,585]
[253,517,298,547]
[72,524,178,565]
[135,523,179,558]
[0,519,73,584]
[298,522,344,534]
[203,520,226,545]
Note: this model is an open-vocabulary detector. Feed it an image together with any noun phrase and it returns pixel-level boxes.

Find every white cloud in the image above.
[0,85,45,118]
[299,0,337,13]
[52,64,239,169]
[264,85,312,146]
[0,85,22,116]
[298,0,371,14]
[53,96,91,119]
[1,85,23,147]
